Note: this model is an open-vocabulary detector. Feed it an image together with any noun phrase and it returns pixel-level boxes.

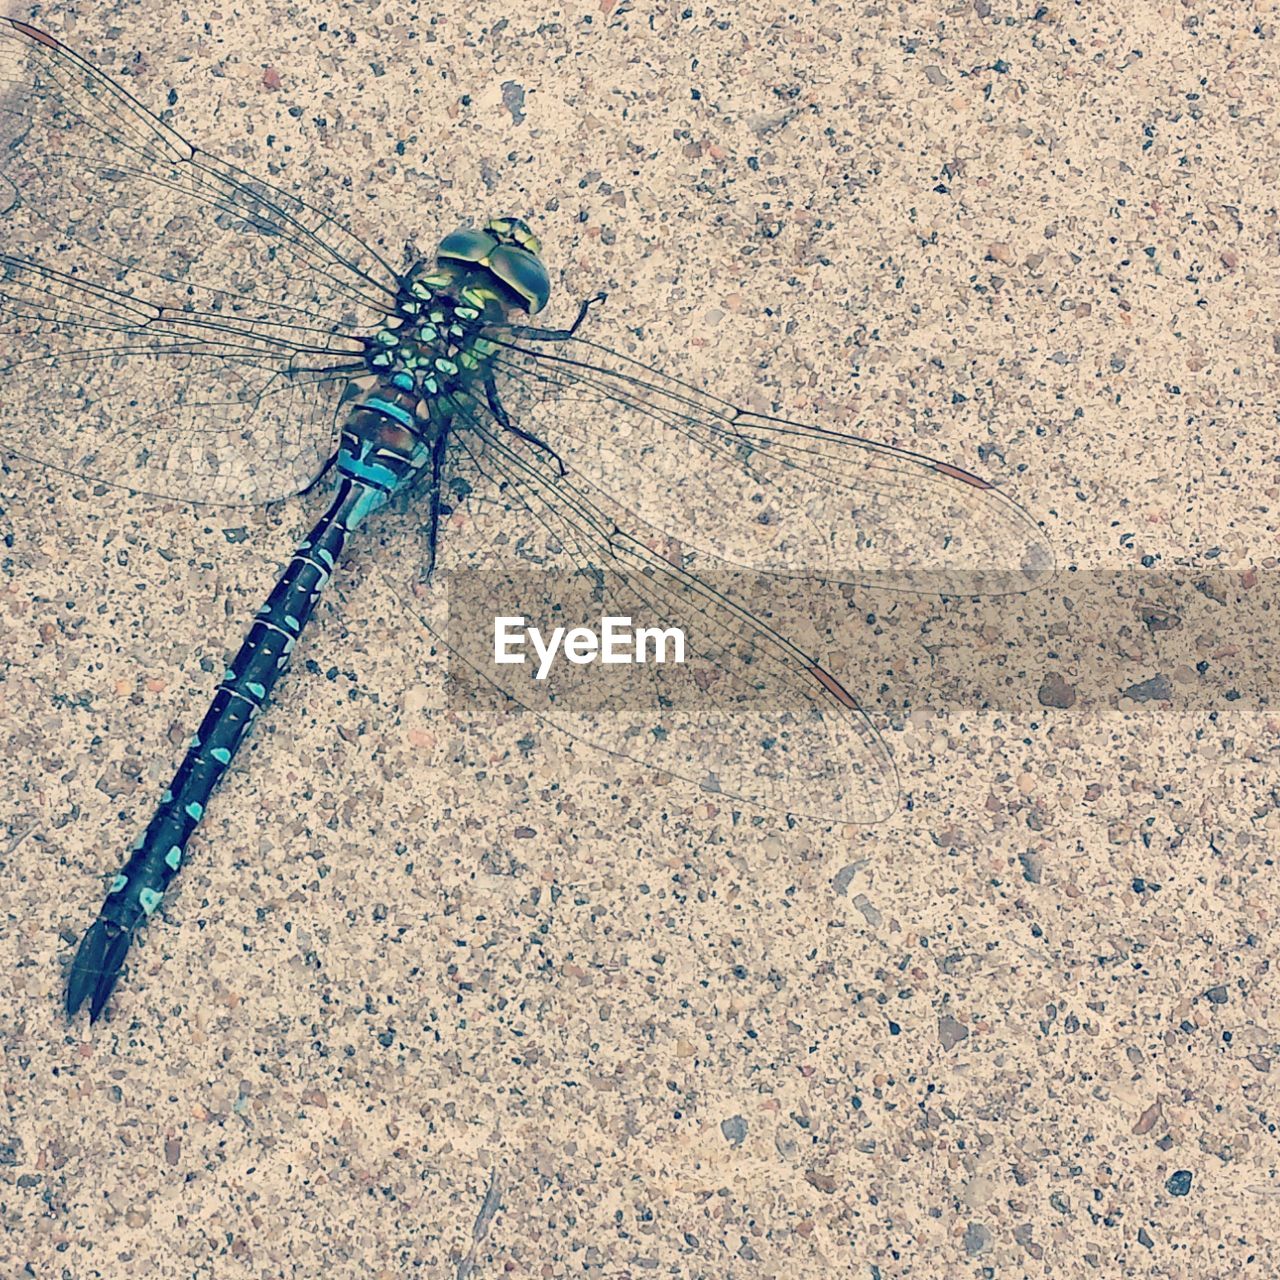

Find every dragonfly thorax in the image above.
[341,219,555,524]
[364,290,498,402]
[363,216,550,401]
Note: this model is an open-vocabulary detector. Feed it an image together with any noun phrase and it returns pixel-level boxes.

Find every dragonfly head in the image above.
[435,216,551,315]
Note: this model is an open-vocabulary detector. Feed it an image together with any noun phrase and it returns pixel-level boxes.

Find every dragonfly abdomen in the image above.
[65,477,380,1020]
[336,383,436,520]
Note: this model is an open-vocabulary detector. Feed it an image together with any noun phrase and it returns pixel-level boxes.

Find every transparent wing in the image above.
[0,19,394,503]
[411,391,899,824]
[483,326,1055,595]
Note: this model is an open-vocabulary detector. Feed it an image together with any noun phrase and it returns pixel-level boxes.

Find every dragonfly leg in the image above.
[485,375,566,477]
[422,430,449,581]
[502,291,608,342]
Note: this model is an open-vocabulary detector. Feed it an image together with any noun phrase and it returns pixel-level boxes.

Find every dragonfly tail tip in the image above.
[65,918,132,1022]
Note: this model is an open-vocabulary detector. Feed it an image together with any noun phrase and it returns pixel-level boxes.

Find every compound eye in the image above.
[437,227,497,264]
[484,216,543,256]
[490,245,551,314]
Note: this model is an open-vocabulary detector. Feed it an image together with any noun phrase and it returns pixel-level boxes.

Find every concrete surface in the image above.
[1,1,1276,1275]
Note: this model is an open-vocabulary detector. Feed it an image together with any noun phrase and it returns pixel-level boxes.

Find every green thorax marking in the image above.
[367,275,505,399]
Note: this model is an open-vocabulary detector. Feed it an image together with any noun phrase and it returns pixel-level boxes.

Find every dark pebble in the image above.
[1037,673,1076,708]
[1121,674,1173,703]
[939,1014,969,1051]
[964,1222,992,1255]
[1166,1169,1192,1196]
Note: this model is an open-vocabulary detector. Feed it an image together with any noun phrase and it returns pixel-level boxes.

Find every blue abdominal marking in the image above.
[363,397,415,428]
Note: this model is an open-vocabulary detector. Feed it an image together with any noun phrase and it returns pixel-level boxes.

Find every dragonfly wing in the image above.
[0,20,393,503]
[403,393,898,824]
[483,328,1055,595]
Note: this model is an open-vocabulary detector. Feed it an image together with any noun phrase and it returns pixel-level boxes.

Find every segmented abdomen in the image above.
[96,481,361,933]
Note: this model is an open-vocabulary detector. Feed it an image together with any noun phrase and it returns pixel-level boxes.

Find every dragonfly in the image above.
[0,19,1054,1021]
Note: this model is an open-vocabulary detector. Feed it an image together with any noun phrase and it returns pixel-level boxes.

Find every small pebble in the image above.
[1038,672,1076,708]
[832,861,867,896]
[964,1222,992,1255]
[804,1170,837,1194]
[1121,674,1173,703]
[853,893,882,927]
[1166,1169,1193,1196]
[401,684,432,714]
[939,1015,970,1051]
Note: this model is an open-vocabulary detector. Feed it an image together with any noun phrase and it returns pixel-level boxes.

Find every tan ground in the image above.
[1,1,1276,1276]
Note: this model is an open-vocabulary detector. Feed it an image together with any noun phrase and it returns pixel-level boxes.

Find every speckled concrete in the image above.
[2,2,1277,1276]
